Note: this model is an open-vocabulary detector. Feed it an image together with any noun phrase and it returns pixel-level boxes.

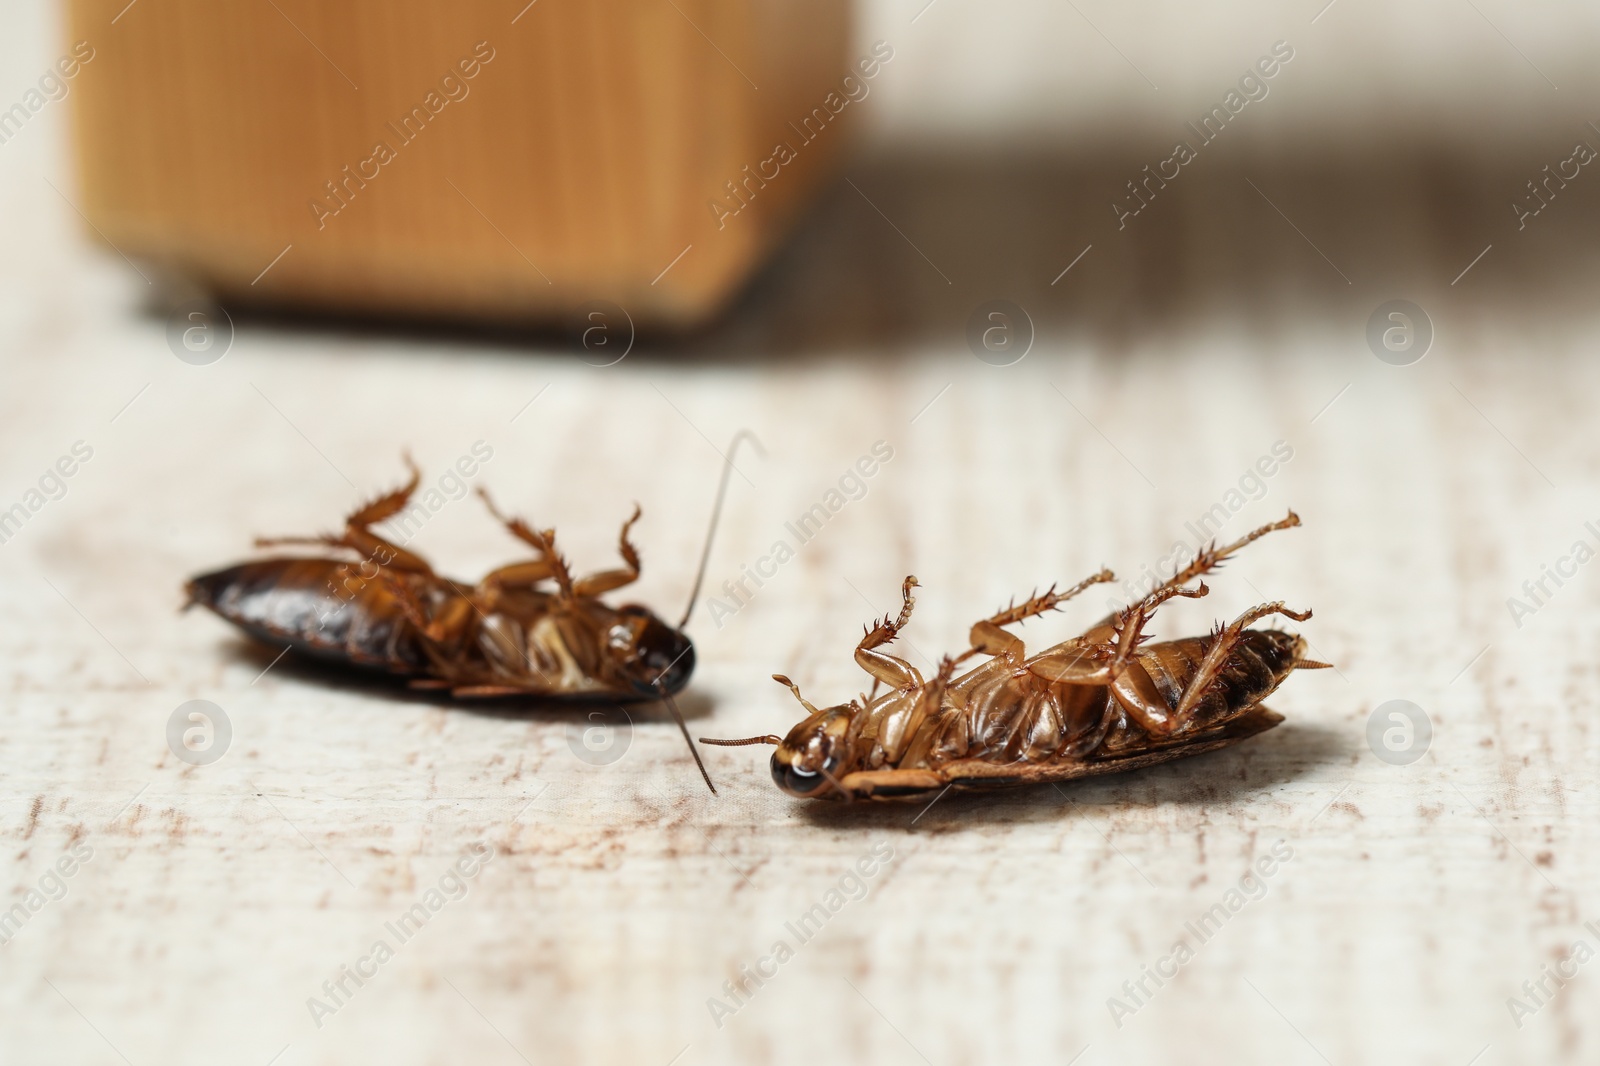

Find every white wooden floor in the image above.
[8,10,1600,1066]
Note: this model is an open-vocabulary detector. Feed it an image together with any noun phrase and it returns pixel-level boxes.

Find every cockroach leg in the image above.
[450,684,531,697]
[474,488,548,561]
[966,620,1027,665]
[1166,602,1311,723]
[1107,512,1299,625]
[256,456,434,575]
[853,576,923,693]
[887,656,955,765]
[348,453,423,525]
[772,673,821,715]
[572,504,643,597]
[338,457,437,574]
[888,575,919,629]
[815,759,855,800]
[837,768,945,799]
[1108,582,1210,673]
[985,569,1118,629]
[476,488,575,598]
[376,571,476,648]
[1052,583,1209,727]
[251,525,433,575]
[474,559,559,610]
[1109,600,1312,738]
[1026,647,1113,688]
[954,569,1118,668]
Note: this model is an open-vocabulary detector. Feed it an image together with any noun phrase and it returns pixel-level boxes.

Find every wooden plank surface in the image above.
[8,6,1600,1066]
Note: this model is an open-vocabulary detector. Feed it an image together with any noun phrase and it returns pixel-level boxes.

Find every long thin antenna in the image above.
[678,430,765,629]
[699,735,782,747]
[661,688,717,794]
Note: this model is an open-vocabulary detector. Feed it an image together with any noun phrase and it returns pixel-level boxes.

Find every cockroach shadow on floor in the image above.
[789,718,1349,830]
[218,635,719,727]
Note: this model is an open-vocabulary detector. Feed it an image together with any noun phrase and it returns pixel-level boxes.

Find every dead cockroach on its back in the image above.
[702,513,1330,801]
[185,436,761,792]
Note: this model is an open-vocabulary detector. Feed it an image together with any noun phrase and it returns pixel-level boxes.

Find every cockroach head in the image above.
[609,605,696,697]
[770,705,855,799]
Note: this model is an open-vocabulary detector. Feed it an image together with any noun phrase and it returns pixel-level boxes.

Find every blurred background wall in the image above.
[857,0,1594,153]
[7,0,1600,356]
[634,0,1600,362]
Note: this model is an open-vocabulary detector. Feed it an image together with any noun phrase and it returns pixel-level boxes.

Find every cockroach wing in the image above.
[186,558,432,674]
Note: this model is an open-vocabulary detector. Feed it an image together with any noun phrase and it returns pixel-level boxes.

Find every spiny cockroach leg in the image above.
[955,568,1117,668]
[1167,601,1312,724]
[1109,582,1210,673]
[1015,582,1206,690]
[1092,584,1219,737]
[857,581,919,650]
[347,452,423,526]
[854,576,922,693]
[1148,512,1299,600]
[476,487,575,598]
[986,568,1118,629]
[256,454,434,575]
[574,505,643,597]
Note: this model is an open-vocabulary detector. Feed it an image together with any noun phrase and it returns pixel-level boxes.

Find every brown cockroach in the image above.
[184,440,758,793]
[701,512,1330,801]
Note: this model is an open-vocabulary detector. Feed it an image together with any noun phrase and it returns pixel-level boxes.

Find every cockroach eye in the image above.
[770,752,839,798]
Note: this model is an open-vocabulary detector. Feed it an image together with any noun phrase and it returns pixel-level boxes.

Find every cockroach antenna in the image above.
[699,735,782,747]
[679,430,766,629]
[659,687,719,794]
